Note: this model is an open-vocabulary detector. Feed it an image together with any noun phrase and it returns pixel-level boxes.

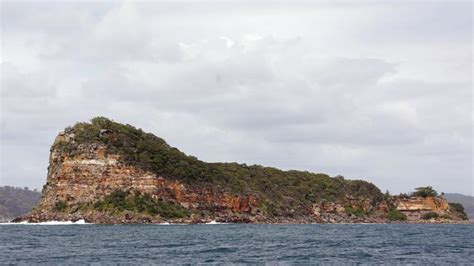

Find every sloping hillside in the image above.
[0,186,41,221]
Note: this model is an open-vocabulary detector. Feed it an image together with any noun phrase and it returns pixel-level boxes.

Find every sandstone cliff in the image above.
[16,117,468,224]
[32,134,260,223]
[395,196,447,220]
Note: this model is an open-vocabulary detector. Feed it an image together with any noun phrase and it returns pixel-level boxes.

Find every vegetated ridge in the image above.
[0,186,41,222]
[15,117,469,224]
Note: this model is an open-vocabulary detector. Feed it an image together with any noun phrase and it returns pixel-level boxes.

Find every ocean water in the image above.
[1,224,473,264]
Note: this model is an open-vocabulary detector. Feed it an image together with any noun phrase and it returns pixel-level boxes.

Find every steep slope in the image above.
[16,117,468,224]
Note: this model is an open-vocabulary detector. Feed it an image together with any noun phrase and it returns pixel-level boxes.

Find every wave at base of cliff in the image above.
[205,220,227,224]
[1,219,89,225]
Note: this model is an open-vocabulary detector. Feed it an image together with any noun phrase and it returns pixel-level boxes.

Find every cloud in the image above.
[1,1,472,195]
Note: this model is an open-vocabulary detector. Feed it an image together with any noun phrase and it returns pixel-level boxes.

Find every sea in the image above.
[1,222,473,264]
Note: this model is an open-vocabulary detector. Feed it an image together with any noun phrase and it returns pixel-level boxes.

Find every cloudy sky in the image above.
[1,1,472,195]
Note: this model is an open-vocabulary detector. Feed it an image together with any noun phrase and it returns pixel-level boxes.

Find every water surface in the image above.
[1,224,472,264]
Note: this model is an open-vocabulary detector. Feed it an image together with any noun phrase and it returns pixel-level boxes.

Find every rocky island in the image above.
[15,117,469,224]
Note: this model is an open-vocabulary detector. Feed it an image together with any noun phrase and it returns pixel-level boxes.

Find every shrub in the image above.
[345,205,365,217]
[448,202,464,213]
[154,200,188,219]
[422,212,439,220]
[440,214,451,219]
[53,201,67,212]
[449,203,468,220]
[388,209,407,221]
[94,190,188,219]
[398,193,409,199]
[412,186,438,198]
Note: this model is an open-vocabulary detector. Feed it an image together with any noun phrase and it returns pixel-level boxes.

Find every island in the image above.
[15,117,469,224]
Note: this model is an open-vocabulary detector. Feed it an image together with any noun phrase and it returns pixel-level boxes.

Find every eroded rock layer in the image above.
[395,196,449,220]
[37,135,259,223]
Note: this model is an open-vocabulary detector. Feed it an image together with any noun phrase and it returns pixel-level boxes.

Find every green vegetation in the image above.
[444,193,473,219]
[94,190,188,219]
[387,209,407,221]
[422,212,439,220]
[439,214,451,219]
[53,201,67,212]
[448,203,468,220]
[344,205,366,217]
[449,202,465,213]
[54,117,385,217]
[412,186,438,198]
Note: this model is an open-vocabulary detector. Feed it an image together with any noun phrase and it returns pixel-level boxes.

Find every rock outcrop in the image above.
[15,117,469,224]
[395,196,449,220]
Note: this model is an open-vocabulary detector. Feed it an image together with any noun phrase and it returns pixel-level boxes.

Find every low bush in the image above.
[448,202,464,213]
[388,209,407,221]
[448,203,468,220]
[94,190,188,219]
[345,205,366,217]
[412,186,438,198]
[439,214,451,219]
[422,212,439,220]
[53,201,67,212]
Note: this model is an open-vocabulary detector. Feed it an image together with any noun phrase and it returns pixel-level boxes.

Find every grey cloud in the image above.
[301,57,396,87]
[360,2,473,44]
[1,63,56,98]
[0,1,472,195]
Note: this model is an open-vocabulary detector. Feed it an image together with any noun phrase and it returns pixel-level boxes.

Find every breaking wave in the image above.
[205,220,227,224]
[0,219,89,225]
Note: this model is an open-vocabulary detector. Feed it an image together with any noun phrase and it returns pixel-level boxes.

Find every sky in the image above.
[0,1,472,195]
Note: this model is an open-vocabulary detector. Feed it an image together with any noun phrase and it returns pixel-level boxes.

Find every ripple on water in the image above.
[198,247,236,254]
[0,224,473,264]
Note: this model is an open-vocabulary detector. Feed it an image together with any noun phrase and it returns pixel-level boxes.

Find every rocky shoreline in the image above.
[13,211,473,225]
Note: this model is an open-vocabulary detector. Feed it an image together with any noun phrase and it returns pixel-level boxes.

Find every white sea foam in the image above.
[37,219,88,225]
[155,222,189,225]
[205,220,227,224]
[0,219,89,225]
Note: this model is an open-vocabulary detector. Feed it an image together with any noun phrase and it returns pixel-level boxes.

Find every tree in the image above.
[412,186,438,198]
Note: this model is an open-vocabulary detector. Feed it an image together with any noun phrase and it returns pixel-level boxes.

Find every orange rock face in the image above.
[395,196,450,220]
[395,196,449,212]
[39,134,258,215]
